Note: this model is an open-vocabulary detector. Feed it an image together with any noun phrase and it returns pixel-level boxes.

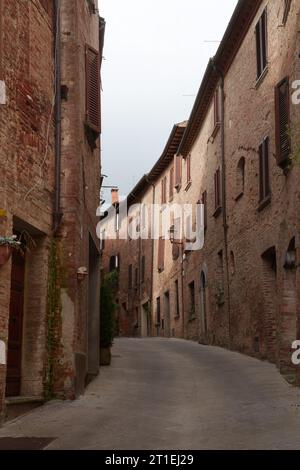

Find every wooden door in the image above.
[5,250,25,397]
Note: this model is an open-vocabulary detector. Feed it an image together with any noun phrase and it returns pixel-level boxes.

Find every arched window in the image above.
[236,157,245,200]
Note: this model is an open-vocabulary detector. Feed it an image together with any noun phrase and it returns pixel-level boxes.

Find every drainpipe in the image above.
[212,61,232,347]
[53,0,62,235]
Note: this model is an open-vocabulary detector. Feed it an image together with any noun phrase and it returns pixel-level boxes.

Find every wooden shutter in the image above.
[259,137,270,202]
[169,167,174,199]
[256,9,267,79]
[186,155,191,183]
[283,0,292,24]
[275,77,290,167]
[85,45,101,133]
[161,177,167,204]
[158,237,165,272]
[174,156,182,188]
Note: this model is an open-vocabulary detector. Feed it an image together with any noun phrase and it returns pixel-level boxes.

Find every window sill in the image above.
[213,206,222,218]
[258,195,271,212]
[255,66,269,89]
[185,181,192,192]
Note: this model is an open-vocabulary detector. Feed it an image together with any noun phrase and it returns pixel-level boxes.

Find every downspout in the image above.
[53,0,62,235]
[213,62,232,347]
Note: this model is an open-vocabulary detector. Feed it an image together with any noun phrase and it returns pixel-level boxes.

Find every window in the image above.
[236,157,245,199]
[109,255,119,272]
[174,155,182,188]
[158,237,165,272]
[128,264,133,289]
[122,302,128,316]
[161,176,167,204]
[169,167,174,199]
[156,297,161,325]
[259,137,270,204]
[214,168,222,214]
[135,267,139,288]
[275,77,291,168]
[100,230,105,251]
[186,155,191,185]
[115,207,120,232]
[201,191,207,231]
[282,0,292,25]
[85,45,101,133]
[175,280,180,318]
[188,281,196,320]
[255,9,268,80]
[141,256,145,283]
[214,87,221,130]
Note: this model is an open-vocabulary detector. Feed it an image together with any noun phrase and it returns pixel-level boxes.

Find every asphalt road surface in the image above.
[0,338,300,450]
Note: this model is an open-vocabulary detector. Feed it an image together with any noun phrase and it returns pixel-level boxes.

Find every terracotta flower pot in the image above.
[0,245,12,266]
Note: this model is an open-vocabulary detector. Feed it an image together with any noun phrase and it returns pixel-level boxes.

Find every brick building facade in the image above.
[0,0,104,422]
[101,0,300,382]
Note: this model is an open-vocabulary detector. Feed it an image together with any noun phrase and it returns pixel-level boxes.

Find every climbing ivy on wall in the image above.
[44,239,62,401]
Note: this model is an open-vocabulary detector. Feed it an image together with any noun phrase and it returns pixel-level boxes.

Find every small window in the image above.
[109,255,119,272]
[282,0,292,25]
[259,137,271,204]
[275,77,291,168]
[161,176,167,204]
[100,230,106,251]
[169,167,174,199]
[255,9,268,80]
[135,267,139,287]
[186,155,192,184]
[214,168,222,215]
[158,237,165,273]
[236,157,245,199]
[174,155,182,188]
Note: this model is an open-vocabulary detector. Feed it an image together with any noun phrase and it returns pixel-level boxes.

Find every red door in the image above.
[5,250,26,397]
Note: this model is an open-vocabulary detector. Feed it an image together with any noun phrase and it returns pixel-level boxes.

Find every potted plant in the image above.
[0,236,22,266]
[100,272,117,366]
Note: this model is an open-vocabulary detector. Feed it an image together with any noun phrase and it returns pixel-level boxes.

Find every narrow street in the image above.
[0,338,300,450]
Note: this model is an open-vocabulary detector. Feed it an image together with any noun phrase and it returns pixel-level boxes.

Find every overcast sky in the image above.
[100,0,238,200]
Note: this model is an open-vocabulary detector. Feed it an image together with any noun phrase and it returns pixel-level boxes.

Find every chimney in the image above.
[111,188,119,205]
